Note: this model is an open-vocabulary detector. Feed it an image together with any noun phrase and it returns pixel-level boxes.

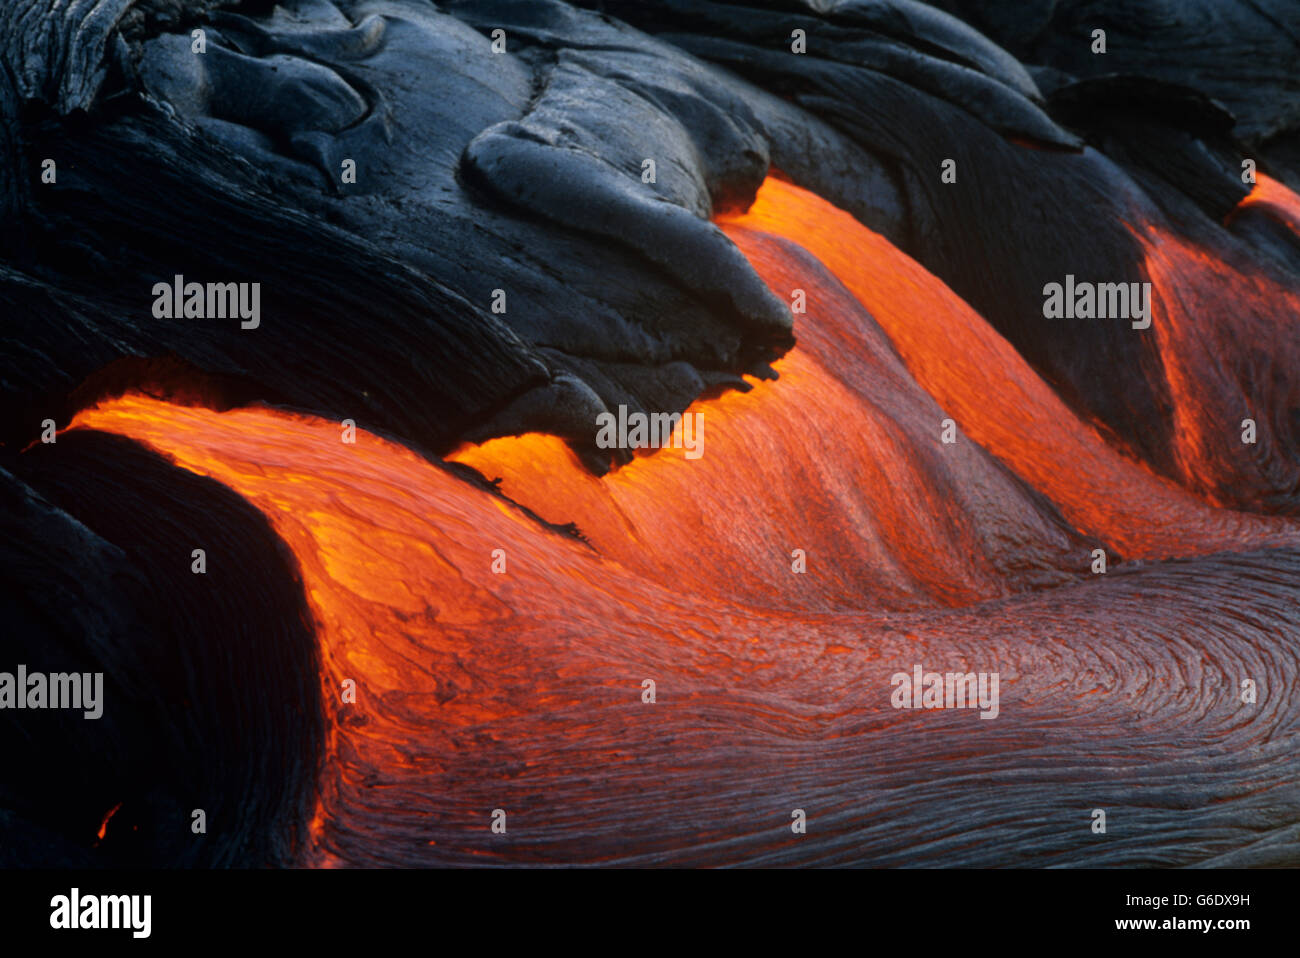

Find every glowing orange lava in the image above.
[70,395,898,863]
[1136,178,1300,511]
[1232,172,1300,237]
[62,174,1300,864]
[455,176,1300,559]
[95,802,122,842]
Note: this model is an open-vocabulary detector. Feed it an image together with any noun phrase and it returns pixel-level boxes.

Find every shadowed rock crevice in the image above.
[1,431,323,867]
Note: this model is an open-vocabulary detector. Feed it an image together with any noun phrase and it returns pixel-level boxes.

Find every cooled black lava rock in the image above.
[0,431,322,867]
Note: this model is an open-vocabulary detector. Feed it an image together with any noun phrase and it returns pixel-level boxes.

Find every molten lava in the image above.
[63,174,1300,866]
[1233,172,1300,237]
[455,176,1300,559]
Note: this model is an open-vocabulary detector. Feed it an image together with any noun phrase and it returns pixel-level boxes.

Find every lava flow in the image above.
[65,174,1300,867]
